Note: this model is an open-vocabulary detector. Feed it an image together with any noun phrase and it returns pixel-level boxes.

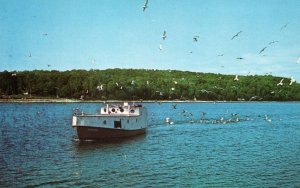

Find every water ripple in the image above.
[0,102,299,187]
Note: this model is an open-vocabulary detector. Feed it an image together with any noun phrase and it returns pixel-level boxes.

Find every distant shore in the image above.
[0,98,299,103]
[0,98,81,103]
[0,98,215,103]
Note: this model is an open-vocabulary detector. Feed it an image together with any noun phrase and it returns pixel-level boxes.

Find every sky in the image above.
[1,0,300,81]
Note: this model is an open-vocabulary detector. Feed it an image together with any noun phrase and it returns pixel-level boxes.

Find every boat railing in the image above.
[100,104,141,115]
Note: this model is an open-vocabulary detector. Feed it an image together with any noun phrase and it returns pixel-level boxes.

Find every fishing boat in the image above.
[72,102,147,140]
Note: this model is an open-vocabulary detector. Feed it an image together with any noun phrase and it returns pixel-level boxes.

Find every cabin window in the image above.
[112,108,115,112]
[120,108,124,112]
[130,109,135,113]
[104,108,106,112]
[114,121,121,128]
[103,120,106,125]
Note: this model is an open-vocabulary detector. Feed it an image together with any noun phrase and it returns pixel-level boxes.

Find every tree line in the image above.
[0,69,299,101]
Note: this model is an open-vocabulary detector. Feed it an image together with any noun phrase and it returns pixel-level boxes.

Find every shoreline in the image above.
[0,98,299,103]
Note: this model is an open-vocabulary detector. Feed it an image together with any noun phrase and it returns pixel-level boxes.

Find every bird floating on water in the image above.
[264,114,272,123]
[165,117,174,125]
[231,31,242,40]
[236,57,244,60]
[162,30,167,40]
[200,112,206,119]
[142,0,148,12]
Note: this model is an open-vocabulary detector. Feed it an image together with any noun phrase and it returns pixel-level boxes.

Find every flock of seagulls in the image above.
[7,0,298,100]
[275,77,296,86]
[160,103,279,126]
[232,73,296,87]
[91,69,296,101]
[141,1,298,84]
[9,0,298,81]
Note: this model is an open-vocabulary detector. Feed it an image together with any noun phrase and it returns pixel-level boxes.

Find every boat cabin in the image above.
[100,102,142,116]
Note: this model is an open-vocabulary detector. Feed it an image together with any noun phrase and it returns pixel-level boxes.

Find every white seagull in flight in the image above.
[277,79,284,86]
[142,0,148,12]
[97,85,103,91]
[259,47,267,54]
[162,30,167,40]
[268,40,279,45]
[280,23,288,31]
[234,75,239,81]
[231,31,242,40]
[159,43,163,50]
[193,35,199,42]
[289,77,296,85]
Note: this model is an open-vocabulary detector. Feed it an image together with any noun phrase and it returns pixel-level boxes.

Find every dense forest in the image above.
[0,69,299,101]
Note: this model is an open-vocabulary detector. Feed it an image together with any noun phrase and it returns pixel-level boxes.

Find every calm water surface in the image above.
[0,102,299,187]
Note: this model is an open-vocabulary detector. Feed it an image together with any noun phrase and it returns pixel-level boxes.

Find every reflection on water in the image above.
[73,134,147,152]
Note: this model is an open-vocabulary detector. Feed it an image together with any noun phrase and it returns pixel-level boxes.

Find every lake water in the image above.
[0,102,299,187]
